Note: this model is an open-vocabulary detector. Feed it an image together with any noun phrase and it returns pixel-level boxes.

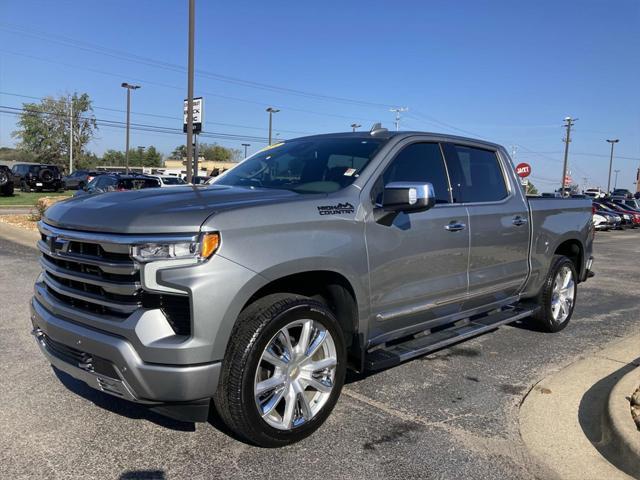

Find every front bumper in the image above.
[31,298,220,421]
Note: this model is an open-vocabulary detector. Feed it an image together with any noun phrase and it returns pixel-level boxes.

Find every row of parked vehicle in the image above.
[592,196,640,230]
[0,162,215,196]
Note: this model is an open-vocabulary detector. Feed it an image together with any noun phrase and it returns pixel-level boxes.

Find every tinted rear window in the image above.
[442,144,508,203]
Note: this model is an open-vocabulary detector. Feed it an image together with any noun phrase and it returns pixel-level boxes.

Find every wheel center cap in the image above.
[289,365,300,379]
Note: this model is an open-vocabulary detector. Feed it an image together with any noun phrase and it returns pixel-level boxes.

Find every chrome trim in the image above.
[37,240,136,275]
[376,279,524,322]
[42,272,140,314]
[39,256,140,295]
[38,221,200,246]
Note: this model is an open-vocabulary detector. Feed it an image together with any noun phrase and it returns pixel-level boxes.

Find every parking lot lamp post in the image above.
[121,83,141,174]
[266,107,280,145]
[606,139,620,194]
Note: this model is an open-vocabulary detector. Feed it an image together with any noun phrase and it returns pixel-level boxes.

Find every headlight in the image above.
[131,232,220,263]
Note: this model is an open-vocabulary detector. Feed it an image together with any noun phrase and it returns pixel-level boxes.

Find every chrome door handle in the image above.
[512,216,528,226]
[445,222,466,232]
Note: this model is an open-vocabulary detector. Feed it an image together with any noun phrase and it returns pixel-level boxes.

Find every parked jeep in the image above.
[0,165,15,196]
[12,163,63,192]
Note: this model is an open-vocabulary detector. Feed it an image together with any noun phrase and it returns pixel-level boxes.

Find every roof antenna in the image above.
[370,123,388,136]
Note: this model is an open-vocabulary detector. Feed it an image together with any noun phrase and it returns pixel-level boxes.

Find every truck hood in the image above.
[43,185,299,234]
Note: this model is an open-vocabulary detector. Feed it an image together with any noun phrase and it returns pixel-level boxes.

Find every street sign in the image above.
[183,97,203,133]
[515,162,531,178]
[520,178,529,186]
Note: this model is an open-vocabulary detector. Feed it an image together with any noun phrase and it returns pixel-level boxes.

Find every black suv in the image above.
[0,165,15,196]
[76,173,161,196]
[12,163,63,192]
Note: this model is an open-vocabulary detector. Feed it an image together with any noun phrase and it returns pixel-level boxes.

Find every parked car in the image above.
[32,130,594,447]
[150,175,188,187]
[594,200,640,228]
[584,188,605,199]
[592,213,609,231]
[594,209,622,230]
[0,165,15,196]
[62,170,100,190]
[75,173,161,196]
[611,188,633,198]
[12,163,63,192]
[612,197,640,211]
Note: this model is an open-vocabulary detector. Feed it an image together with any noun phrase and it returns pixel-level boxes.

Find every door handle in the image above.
[445,222,466,232]
[512,216,528,227]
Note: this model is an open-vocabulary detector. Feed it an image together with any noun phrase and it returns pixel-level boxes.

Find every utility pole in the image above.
[582,177,588,193]
[606,139,620,194]
[613,169,620,189]
[185,0,196,183]
[266,107,280,145]
[390,107,408,131]
[193,134,199,177]
[241,143,250,158]
[351,123,361,132]
[121,83,141,174]
[68,97,73,174]
[560,116,577,197]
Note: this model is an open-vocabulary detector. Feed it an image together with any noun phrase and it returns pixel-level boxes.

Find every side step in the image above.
[365,304,539,371]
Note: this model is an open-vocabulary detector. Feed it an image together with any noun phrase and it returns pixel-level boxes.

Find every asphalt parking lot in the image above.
[1,231,639,480]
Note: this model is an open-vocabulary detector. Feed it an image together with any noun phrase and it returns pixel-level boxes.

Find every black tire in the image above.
[533,255,577,332]
[1,184,14,196]
[214,293,346,447]
[0,171,7,187]
[20,181,29,192]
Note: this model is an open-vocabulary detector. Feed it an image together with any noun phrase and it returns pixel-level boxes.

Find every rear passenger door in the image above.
[442,143,529,310]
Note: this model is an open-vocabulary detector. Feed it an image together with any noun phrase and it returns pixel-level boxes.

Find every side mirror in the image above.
[381,182,436,213]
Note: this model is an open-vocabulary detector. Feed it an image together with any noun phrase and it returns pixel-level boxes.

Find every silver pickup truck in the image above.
[31,127,593,447]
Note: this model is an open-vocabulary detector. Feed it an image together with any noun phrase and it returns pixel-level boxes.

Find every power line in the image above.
[0,22,398,110]
[0,105,271,143]
[0,50,384,126]
[0,90,311,135]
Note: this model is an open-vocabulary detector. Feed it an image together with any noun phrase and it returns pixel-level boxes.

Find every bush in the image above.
[29,196,65,222]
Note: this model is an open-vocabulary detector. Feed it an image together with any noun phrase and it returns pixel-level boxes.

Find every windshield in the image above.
[161,176,185,185]
[213,137,386,193]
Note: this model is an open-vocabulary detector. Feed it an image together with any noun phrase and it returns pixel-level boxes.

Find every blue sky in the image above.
[0,0,638,191]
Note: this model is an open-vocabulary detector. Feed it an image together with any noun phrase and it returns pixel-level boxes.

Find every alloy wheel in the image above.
[254,318,337,430]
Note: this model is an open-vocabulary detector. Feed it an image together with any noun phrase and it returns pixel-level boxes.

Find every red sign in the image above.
[515,163,531,178]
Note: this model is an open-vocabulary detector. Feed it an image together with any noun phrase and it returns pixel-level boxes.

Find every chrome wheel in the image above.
[254,318,337,430]
[551,265,575,323]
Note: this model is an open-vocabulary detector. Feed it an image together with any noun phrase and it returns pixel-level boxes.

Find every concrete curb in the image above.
[519,333,640,480]
[0,221,39,249]
[604,365,640,475]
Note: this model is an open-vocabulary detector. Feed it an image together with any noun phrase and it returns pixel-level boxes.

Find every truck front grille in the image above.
[37,223,192,336]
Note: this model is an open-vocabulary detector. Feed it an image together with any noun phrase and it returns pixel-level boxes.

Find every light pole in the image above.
[351,123,361,132]
[606,139,620,194]
[185,0,196,183]
[266,107,280,145]
[614,169,620,189]
[241,143,250,158]
[121,82,141,174]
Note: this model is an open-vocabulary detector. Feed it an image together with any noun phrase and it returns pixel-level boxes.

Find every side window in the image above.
[376,143,451,204]
[442,144,508,203]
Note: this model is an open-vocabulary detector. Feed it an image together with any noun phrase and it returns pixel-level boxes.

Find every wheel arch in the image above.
[553,238,584,279]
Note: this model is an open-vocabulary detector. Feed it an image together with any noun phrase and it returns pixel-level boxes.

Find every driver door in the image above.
[365,141,470,342]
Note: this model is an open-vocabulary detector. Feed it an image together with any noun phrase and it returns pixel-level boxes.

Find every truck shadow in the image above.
[52,367,196,432]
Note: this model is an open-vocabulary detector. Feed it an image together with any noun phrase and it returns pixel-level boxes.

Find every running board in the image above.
[365,305,539,371]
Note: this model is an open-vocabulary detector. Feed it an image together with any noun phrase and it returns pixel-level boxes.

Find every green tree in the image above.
[100,146,162,168]
[526,181,539,195]
[12,93,98,170]
[170,143,241,162]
